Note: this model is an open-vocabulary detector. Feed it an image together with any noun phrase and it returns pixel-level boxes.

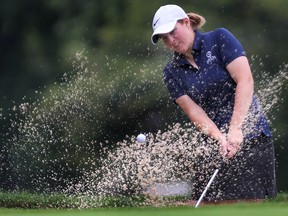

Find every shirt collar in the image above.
[192,30,204,53]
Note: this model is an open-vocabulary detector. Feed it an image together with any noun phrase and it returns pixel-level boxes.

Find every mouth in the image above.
[172,42,180,50]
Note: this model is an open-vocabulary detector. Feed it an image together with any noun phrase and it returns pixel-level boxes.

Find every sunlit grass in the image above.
[0,202,288,216]
[0,191,287,209]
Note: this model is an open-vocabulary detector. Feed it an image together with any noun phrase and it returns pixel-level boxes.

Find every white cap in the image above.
[151,5,188,44]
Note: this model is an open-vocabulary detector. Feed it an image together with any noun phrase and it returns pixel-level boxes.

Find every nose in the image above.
[164,34,175,47]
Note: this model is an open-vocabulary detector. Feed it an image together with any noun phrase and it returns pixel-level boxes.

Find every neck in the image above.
[185,54,198,69]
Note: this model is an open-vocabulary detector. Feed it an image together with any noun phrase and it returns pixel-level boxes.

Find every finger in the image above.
[227,144,234,151]
[220,146,228,158]
[228,137,243,146]
[227,147,238,159]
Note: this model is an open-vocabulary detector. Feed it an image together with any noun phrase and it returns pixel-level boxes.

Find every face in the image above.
[159,18,194,55]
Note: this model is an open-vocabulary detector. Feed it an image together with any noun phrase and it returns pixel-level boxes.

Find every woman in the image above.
[151,4,277,203]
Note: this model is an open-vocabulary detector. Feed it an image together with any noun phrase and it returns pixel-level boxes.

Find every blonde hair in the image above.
[187,12,206,29]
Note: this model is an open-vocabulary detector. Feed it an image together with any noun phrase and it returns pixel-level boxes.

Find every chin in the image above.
[176,46,188,54]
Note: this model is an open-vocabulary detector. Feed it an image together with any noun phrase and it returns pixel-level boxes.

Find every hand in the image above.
[226,144,240,159]
[226,128,243,158]
[217,135,229,158]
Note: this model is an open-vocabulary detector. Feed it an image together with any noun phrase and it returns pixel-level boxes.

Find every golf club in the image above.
[194,168,219,208]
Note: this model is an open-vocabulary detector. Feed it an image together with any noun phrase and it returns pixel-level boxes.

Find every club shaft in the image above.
[195,169,219,208]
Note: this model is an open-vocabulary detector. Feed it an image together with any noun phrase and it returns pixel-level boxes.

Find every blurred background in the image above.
[0,0,287,193]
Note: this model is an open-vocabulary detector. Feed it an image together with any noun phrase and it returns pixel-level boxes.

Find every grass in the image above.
[0,191,79,208]
[0,192,287,216]
[0,203,288,216]
[0,191,187,208]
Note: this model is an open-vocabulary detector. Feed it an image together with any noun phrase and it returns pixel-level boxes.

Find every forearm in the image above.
[176,95,225,142]
[176,95,229,157]
[193,113,227,142]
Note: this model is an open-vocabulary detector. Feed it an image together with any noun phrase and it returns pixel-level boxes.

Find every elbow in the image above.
[240,73,254,90]
[247,75,254,90]
[248,75,254,89]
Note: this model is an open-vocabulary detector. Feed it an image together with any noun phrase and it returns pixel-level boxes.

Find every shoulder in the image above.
[163,53,184,74]
[198,28,230,35]
[213,28,233,34]
[162,57,173,74]
[163,60,175,78]
[207,28,236,40]
[213,28,242,44]
[207,28,244,51]
[195,28,235,44]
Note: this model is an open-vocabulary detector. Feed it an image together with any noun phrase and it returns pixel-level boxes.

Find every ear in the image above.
[183,17,191,27]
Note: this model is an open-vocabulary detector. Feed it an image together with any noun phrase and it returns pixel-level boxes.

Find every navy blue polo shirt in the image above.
[163,28,271,139]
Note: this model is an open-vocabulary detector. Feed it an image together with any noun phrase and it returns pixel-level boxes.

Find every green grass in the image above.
[0,203,288,216]
[0,192,287,216]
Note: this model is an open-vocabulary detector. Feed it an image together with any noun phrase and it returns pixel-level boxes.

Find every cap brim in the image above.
[151,21,177,44]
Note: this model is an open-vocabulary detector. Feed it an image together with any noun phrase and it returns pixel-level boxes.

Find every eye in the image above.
[169,28,176,35]
[160,27,177,42]
[160,35,168,42]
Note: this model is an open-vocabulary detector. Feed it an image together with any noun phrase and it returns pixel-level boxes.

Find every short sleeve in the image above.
[215,28,246,66]
[163,67,185,102]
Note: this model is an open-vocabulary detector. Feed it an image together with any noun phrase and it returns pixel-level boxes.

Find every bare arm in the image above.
[176,95,228,156]
[226,56,254,157]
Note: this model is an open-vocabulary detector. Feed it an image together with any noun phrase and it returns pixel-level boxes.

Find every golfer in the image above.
[151,4,277,203]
